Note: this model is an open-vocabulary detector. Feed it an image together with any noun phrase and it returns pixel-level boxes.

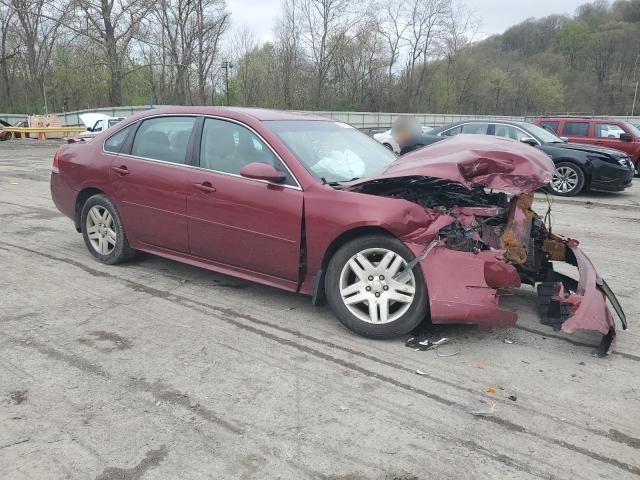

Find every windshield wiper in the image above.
[322,177,360,186]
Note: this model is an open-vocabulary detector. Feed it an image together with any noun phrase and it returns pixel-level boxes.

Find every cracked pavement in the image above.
[1,142,639,479]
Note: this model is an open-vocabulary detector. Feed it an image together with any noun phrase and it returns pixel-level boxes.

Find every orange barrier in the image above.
[3,126,86,140]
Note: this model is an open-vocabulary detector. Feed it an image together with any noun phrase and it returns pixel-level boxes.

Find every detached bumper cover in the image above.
[405,238,626,354]
[540,240,626,353]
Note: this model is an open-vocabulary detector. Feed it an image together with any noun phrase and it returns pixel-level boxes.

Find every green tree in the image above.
[487,67,511,113]
[559,20,589,70]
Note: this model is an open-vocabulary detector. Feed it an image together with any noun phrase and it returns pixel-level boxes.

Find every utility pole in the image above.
[43,81,48,115]
[221,60,233,106]
[632,80,639,117]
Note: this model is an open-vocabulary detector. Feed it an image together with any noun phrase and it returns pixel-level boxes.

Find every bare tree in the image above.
[441,1,477,112]
[153,0,228,104]
[73,0,152,106]
[300,0,362,108]
[0,3,18,106]
[7,0,68,108]
[275,0,302,108]
[377,0,409,81]
[403,0,450,109]
[196,0,228,104]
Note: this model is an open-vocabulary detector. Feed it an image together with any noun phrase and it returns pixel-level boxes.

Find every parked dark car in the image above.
[403,120,634,196]
[532,116,640,176]
[49,107,625,351]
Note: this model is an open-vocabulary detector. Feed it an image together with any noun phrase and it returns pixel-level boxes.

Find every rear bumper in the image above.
[50,172,77,222]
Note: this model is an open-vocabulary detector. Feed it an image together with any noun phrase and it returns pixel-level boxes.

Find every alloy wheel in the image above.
[86,205,117,255]
[551,165,579,194]
[339,248,416,324]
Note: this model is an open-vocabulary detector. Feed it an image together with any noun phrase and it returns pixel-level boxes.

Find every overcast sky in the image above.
[225,0,589,43]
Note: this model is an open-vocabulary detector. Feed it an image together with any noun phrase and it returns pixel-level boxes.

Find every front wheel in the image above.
[549,162,585,196]
[325,235,428,339]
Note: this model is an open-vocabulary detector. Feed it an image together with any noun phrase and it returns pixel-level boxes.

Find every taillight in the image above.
[52,149,61,173]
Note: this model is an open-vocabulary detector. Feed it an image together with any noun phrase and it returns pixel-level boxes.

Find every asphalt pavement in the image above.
[1,141,639,479]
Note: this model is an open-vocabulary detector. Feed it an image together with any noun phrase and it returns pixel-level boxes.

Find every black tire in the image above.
[548,161,585,196]
[325,234,428,339]
[634,159,640,178]
[80,194,135,265]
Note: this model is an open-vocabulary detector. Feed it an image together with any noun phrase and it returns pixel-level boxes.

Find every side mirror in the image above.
[86,127,93,132]
[240,162,286,183]
[520,137,538,146]
[620,132,632,142]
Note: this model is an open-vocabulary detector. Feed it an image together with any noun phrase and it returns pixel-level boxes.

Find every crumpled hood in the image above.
[353,134,555,193]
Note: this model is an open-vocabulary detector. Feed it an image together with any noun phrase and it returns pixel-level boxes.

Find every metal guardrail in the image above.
[3,107,640,128]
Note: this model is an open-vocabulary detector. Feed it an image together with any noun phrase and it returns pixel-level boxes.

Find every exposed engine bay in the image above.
[352,175,627,354]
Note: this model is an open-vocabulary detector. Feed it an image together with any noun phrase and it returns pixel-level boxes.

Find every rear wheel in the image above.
[80,194,135,264]
[634,159,640,178]
[549,162,585,196]
[325,235,428,339]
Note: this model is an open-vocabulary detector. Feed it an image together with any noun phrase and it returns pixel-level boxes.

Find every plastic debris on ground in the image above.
[405,335,459,354]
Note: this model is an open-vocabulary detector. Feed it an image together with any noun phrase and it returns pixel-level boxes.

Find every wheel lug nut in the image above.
[375,292,380,297]
[365,286,371,291]
[379,275,384,280]
[383,285,389,291]
[368,276,374,281]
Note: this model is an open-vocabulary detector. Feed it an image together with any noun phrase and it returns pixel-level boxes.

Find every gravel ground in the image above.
[1,141,639,480]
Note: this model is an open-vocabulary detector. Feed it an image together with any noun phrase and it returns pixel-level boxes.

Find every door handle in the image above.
[193,182,216,193]
[112,165,130,175]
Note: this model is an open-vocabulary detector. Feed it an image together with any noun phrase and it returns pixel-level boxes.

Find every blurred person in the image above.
[391,116,429,155]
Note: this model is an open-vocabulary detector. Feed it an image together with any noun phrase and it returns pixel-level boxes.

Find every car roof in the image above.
[533,116,627,123]
[141,106,332,122]
[439,119,533,129]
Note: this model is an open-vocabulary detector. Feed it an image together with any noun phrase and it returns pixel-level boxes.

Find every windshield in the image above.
[622,121,640,137]
[525,123,565,143]
[265,120,397,183]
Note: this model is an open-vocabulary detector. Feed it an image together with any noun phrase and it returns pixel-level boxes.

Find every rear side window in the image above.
[595,123,626,138]
[440,125,462,136]
[104,125,134,153]
[461,123,489,135]
[562,122,589,136]
[540,121,559,134]
[131,116,196,164]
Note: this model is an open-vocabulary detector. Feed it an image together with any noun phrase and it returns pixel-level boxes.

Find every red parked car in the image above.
[532,116,640,175]
[50,107,626,352]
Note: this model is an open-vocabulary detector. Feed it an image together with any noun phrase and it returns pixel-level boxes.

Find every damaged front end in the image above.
[349,136,627,353]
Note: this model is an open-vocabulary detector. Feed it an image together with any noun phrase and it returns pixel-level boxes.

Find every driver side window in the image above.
[200,118,295,186]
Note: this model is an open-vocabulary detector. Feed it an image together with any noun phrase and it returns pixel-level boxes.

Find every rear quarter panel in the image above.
[51,140,115,220]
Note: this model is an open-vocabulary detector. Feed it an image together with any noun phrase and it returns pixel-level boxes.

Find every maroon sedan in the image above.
[50,107,626,352]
